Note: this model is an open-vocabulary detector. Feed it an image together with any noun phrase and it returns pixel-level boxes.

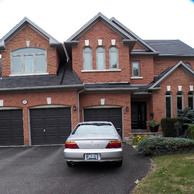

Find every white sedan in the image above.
[64,121,123,167]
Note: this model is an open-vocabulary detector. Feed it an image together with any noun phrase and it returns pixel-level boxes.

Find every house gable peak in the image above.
[149,61,194,89]
[0,17,60,50]
[66,12,136,43]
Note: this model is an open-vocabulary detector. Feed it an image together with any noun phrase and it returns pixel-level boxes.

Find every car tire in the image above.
[66,161,73,167]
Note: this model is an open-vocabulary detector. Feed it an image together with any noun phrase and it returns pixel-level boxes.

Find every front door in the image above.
[131,102,147,129]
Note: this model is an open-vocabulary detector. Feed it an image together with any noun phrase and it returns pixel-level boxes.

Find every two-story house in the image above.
[0,13,194,146]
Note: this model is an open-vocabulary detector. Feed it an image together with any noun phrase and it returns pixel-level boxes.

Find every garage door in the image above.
[84,108,122,137]
[0,110,24,146]
[30,108,71,145]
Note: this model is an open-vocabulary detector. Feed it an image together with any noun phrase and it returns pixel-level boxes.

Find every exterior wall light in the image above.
[73,105,76,111]
[126,106,129,112]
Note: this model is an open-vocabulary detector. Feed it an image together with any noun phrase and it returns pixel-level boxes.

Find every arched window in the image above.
[96,47,105,70]
[176,92,184,111]
[109,46,118,69]
[188,92,194,109]
[11,48,47,75]
[165,92,172,117]
[83,47,92,70]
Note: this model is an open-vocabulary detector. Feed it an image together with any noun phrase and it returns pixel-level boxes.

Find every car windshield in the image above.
[73,124,115,134]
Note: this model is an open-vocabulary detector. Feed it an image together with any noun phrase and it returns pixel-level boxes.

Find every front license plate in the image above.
[85,153,98,160]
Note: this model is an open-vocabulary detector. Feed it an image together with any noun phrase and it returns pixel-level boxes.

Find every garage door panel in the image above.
[84,108,122,137]
[0,110,24,146]
[30,108,71,145]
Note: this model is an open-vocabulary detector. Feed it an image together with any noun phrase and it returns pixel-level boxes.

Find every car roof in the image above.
[77,121,113,125]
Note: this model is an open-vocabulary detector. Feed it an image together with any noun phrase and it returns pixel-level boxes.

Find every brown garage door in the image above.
[0,109,24,145]
[30,108,71,145]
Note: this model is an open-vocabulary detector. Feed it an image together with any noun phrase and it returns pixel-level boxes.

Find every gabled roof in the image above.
[0,17,60,50]
[149,61,194,90]
[144,40,194,56]
[110,17,158,54]
[66,12,136,42]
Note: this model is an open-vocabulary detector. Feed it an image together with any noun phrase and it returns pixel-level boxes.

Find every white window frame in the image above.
[165,92,173,118]
[176,92,184,112]
[132,61,141,77]
[11,48,47,76]
[96,47,106,70]
[188,92,194,109]
[109,46,119,69]
[83,47,93,70]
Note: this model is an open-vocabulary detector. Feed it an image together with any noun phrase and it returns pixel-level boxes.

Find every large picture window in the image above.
[132,61,140,77]
[11,48,47,75]
[165,92,172,118]
[83,47,93,70]
[96,47,105,70]
[109,46,118,69]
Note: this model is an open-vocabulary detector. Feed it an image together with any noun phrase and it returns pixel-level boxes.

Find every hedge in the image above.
[188,125,194,140]
[161,118,184,137]
[137,137,194,156]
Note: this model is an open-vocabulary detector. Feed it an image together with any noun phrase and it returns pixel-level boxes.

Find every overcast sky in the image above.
[0,0,194,49]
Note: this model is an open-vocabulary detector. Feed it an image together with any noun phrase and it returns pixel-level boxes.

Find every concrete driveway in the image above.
[0,144,151,194]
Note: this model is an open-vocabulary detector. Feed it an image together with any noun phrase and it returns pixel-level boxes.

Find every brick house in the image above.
[0,13,193,146]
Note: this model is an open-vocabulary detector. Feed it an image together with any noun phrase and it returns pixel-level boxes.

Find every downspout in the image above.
[60,42,70,85]
[77,87,85,122]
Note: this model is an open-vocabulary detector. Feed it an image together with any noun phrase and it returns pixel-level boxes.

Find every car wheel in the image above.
[66,161,74,167]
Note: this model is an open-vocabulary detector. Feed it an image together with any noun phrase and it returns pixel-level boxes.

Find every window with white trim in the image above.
[188,92,194,109]
[83,47,93,70]
[109,46,118,69]
[165,92,172,118]
[11,48,47,75]
[96,47,105,70]
[177,92,184,112]
[132,61,140,77]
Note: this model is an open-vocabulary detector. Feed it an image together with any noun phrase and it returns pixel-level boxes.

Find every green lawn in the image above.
[134,153,194,194]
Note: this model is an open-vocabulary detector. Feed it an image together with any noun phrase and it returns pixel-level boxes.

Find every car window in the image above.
[73,124,115,134]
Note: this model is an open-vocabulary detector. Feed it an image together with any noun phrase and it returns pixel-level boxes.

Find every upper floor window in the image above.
[177,92,184,111]
[109,46,118,69]
[11,48,47,75]
[188,92,194,109]
[96,47,105,70]
[132,61,140,77]
[165,92,172,118]
[83,47,93,70]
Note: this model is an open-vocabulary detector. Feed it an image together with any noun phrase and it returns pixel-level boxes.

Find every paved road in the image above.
[0,144,151,194]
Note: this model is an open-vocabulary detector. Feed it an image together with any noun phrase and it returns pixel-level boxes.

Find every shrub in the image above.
[131,134,148,145]
[137,137,194,156]
[188,125,194,140]
[161,118,184,137]
[177,107,194,129]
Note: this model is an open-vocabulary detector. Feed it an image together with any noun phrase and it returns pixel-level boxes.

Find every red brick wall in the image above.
[154,58,194,75]
[72,21,130,83]
[1,25,59,77]
[0,90,78,145]
[79,92,131,137]
[130,56,154,84]
[152,66,194,123]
